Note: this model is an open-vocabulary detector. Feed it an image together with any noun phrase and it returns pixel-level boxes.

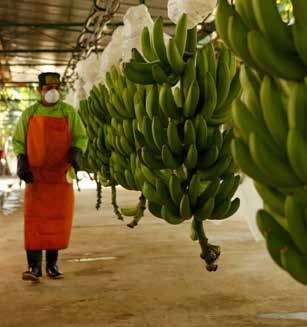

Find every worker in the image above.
[13,72,88,282]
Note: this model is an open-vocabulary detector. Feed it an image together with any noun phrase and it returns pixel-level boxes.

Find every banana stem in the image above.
[193,217,220,271]
[127,193,147,228]
[111,185,124,221]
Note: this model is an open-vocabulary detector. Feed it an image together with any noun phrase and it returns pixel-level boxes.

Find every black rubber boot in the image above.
[23,250,42,282]
[46,250,63,279]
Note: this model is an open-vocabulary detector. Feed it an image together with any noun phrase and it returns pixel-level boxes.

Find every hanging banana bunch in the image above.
[215,0,307,285]
[230,67,307,284]
[216,0,307,81]
[79,13,242,271]
[119,14,242,271]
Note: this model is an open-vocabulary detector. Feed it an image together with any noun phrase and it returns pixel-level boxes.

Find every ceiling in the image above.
[0,0,176,86]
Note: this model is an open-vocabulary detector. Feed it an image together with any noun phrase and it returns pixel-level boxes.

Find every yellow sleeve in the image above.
[64,103,88,154]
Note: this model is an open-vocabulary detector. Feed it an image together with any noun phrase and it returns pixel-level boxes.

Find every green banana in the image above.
[167,120,184,156]
[211,198,231,220]
[249,133,302,188]
[194,197,215,221]
[287,129,307,183]
[161,205,183,225]
[198,146,219,169]
[199,72,217,119]
[227,15,257,71]
[159,84,180,119]
[254,182,285,217]
[204,43,216,81]
[235,0,257,29]
[148,201,163,218]
[143,181,160,204]
[131,48,146,63]
[288,83,307,133]
[141,26,157,62]
[123,62,155,85]
[141,147,164,169]
[281,245,307,285]
[146,85,159,119]
[166,38,186,75]
[198,156,232,181]
[123,120,134,144]
[239,65,264,125]
[141,164,157,187]
[121,205,139,217]
[285,195,307,255]
[247,30,306,81]
[260,76,288,149]
[215,0,236,48]
[134,129,146,149]
[197,179,221,205]
[134,96,146,124]
[169,174,184,206]
[184,144,198,170]
[221,197,240,219]
[122,88,135,118]
[142,117,160,154]
[195,115,208,152]
[152,16,169,65]
[188,173,201,208]
[162,144,182,169]
[111,92,130,119]
[215,175,236,205]
[152,116,167,151]
[232,99,280,155]
[183,80,200,118]
[174,86,183,108]
[179,193,192,219]
[196,48,208,105]
[106,100,125,122]
[256,209,291,268]
[292,24,307,66]
[156,179,173,205]
[220,70,241,109]
[151,63,169,84]
[231,138,270,185]
[251,0,295,52]
[216,52,231,110]
[124,169,138,190]
[182,57,197,99]
[174,13,188,56]
[184,120,196,146]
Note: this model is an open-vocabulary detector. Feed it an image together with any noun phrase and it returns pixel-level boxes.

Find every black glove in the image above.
[17,154,33,183]
[68,147,82,172]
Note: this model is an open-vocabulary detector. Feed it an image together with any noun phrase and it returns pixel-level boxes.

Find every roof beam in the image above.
[0,63,68,67]
[0,21,175,28]
[0,49,104,53]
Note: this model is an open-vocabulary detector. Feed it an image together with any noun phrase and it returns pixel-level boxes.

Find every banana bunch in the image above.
[123,14,198,86]
[231,65,307,284]
[216,0,307,81]
[122,41,242,270]
[78,15,243,271]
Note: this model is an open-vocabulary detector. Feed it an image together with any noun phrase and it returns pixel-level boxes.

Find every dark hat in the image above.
[38,72,61,88]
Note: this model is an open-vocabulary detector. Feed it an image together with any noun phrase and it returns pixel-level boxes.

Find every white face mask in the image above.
[44,89,60,104]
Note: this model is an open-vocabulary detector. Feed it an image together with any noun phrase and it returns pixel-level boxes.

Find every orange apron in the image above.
[24,115,74,250]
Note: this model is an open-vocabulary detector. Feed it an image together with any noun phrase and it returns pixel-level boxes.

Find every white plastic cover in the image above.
[168,0,217,29]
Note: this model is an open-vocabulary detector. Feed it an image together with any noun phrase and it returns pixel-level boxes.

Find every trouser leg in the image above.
[26,250,42,269]
[46,250,58,267]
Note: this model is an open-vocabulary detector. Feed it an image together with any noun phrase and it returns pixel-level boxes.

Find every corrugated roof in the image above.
[0,0,174,85]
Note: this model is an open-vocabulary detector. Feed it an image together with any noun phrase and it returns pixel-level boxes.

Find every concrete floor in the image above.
[0,186,306,327]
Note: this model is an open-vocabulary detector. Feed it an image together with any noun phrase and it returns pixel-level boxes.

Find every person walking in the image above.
[13,72,88,282]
